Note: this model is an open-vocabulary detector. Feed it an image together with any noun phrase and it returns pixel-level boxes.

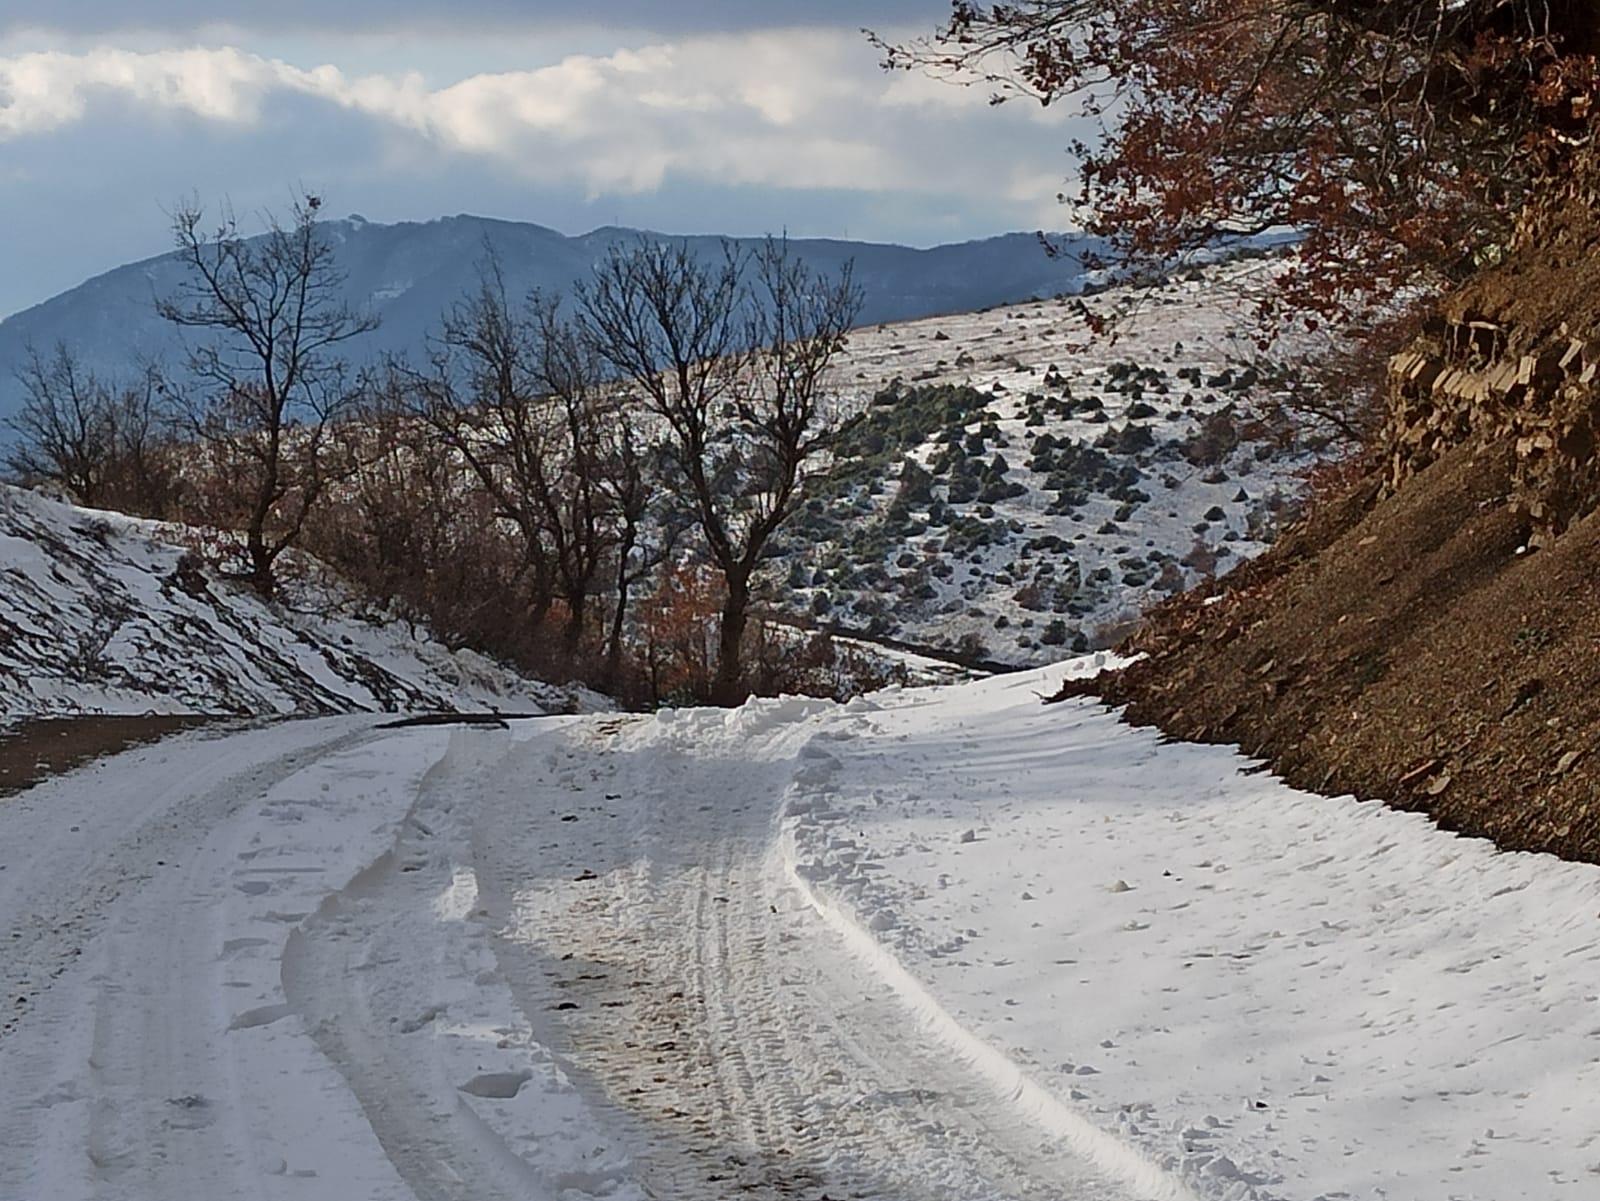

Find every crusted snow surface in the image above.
[784,671,1600,1199]
[0,484,574,717]
[3,668,1596,1200]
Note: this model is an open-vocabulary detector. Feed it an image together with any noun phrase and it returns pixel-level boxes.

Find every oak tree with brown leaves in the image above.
[881,2,1599,330]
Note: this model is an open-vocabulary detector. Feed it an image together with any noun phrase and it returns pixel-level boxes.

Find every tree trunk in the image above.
[247,529,274,599]
[713,571,750,707]
[562,592,586,656]
[605,546,633,689]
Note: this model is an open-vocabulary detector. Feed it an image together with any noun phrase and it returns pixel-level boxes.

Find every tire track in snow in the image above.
[0,719,364,1037]
[280,729,559,1201]
[780,734,1199,1201]
[472,703,1133,1200]
[280,723,645,1201]
[0,718,410,1201]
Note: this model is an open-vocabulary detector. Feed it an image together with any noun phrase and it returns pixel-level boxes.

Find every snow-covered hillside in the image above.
[0,484,571,717]
[775,256,1320,663]
[3,665,1594,1201]
[0,256,1311,715]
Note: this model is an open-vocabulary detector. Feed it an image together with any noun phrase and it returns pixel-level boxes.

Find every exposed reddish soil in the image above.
[1066,151,1600,866]
[0,715,220,798]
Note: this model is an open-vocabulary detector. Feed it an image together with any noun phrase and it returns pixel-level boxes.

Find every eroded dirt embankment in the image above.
[1079,158,1600,864]
[1080,441,1600,862]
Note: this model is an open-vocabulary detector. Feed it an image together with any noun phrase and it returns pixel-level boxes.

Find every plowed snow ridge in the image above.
[779,791,1195,1201]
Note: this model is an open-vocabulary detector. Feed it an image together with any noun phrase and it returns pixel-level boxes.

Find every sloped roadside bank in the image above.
[1065,149,1600,866]
[1067,432,1600,863]
[0,484,571,718]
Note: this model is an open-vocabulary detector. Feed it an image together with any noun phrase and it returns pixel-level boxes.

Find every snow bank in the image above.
[785,666,1600,1199]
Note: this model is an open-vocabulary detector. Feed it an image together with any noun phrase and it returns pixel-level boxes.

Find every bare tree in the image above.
[580,236,862,705]
[527,293,615,650]
[312,382,455,626]
[407,267,554,630]
[4,343,175,514]
[157,193,376,596]
[407,260,623,652]
[5,344,117,502]
[598,407,665,688]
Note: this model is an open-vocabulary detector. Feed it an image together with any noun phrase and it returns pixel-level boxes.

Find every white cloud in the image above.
[0,32,1089,202]
[0,27,1099,317]
[0,47,279,132]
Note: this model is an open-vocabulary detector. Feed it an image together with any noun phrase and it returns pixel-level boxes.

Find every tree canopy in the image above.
[881,1,1599,325]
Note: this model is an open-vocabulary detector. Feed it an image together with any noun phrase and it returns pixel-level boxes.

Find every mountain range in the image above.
[0,215,1113,434]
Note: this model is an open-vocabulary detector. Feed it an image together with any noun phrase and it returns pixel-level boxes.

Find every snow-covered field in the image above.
[0,484,573,717]
[4,664,1595,1201]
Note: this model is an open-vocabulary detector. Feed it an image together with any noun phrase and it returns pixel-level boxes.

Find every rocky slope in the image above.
[1081,154,1600,864]
[769,256,1321,663]
[0,484,573,718]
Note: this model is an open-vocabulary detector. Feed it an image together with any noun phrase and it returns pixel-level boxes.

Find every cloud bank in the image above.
[0,34,1079,200]
[0,27,1094,318]
[1,0,940,36]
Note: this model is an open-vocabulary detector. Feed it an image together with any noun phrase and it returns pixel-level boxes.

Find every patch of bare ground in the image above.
[1068,436,1600,864]
[0,715,222,798]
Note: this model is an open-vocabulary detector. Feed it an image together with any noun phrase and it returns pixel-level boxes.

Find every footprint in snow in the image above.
[459,1070,532,1100]
[227,1003,294,1032]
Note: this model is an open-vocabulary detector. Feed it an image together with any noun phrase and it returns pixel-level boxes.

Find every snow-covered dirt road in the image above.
[3,666,1598,1201]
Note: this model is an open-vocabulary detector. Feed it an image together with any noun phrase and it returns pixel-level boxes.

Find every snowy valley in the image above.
[1,256,1312,711]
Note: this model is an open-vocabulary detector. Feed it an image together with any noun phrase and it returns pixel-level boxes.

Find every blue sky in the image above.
[0,3,1094,320]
